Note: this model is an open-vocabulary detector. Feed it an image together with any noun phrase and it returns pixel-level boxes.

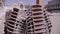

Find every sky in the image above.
[5,0,48,6]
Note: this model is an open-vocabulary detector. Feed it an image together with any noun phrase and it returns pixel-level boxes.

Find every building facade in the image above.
[46,0,60,34]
